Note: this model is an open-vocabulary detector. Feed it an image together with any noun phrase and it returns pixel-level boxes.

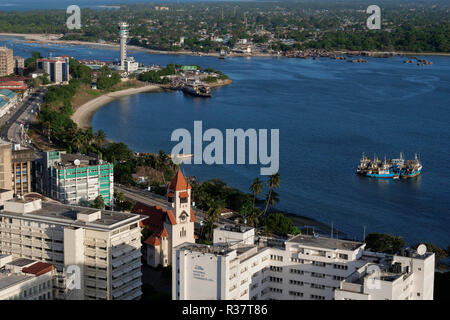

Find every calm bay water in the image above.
[3,36,450,247]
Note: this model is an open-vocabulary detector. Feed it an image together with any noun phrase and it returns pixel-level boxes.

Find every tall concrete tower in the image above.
[118,22,129,70]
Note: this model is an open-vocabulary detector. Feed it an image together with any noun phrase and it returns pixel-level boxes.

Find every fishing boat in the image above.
[356,153,422,179]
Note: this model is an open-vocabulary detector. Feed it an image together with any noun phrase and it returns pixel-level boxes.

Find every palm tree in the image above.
[264,191,280,213]
[249,177,263,208]
[200,199,223,241]
[262,173,281,216]
[94,130,107,148]
[247,207,262,228]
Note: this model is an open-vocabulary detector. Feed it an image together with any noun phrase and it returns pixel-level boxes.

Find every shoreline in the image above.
[2,32,450,58]
[71,85,163,129]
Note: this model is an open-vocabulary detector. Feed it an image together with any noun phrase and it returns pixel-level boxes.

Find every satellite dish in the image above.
[417,244,427,255]
[74,159,80,166]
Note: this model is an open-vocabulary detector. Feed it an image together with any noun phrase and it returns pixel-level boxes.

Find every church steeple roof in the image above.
[168,170,191,191]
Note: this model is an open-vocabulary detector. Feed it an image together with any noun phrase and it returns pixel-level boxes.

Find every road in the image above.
[1,88,46,147]
[114,184,234,226]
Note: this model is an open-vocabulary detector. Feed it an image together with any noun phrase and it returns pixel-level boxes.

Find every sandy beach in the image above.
[71,85,162,129]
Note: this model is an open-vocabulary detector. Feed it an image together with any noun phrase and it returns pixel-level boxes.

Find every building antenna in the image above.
[363,225,366,242]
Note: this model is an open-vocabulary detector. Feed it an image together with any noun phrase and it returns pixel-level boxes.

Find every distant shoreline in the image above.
[2,32,450,58]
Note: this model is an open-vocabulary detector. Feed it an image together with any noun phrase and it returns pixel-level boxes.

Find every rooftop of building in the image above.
[6,258,36,267]
[0,201,146,231]
[12,148,40,162]
[0,258,54,291]
[177,242,235,256]
[287,234,363,251]
[219,224,253,233]
[0,272,33,291]
[0,89,17,99]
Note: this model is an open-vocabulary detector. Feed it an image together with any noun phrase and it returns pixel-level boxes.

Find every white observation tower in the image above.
[118,22,129,70]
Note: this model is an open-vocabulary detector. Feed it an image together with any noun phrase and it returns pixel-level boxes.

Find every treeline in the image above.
[298,24,450,53]
[138,64,177,84]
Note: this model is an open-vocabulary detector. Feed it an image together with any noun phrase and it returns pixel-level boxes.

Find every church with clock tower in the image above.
[133,170,196,267]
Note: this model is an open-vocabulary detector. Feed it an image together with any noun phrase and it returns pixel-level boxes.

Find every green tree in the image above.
[249,177,263,208]
[263,173,281,216]
[364,233,406,254]
[92,195,105,210]
[263,213,300,237]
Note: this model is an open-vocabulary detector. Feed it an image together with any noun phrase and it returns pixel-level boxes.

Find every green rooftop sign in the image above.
[180,65,198,71]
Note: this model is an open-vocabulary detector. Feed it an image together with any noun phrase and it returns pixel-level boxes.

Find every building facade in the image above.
[0,198,145,300]
[13,56,24,75]
[12,148,39,197]
[37,56,70,83]
[0,47,14,77]
[173,228,435,300]
[37,151,114,206]
[0,141,12,191]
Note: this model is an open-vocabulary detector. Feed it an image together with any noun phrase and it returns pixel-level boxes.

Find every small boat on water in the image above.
[356,152,422,179]
[219,49,226,59]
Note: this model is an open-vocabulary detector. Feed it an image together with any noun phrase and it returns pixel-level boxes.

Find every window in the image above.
[270,266,282,272]
[312,261,326,267]
[290,268,303,275]
[289,291,303,297]
[311,283,325,289]
[290,280,303,286]
[338,254,348,260]
[269,277,282,283]
[333,264,348,270]
[311,272,325,278]
[311,294,325,300]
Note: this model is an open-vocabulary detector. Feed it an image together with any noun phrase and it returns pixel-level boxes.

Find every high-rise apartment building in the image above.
[0,198,145,300]
[37,56,70,83]
[0,47,14,77]
[173,227,435,300]
[37,151,114,206]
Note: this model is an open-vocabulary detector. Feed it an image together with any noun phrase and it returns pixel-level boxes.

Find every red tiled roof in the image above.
[22,262,54,276]
[166,210,177,225]
[168,170,191,191]
[144,235,160,247]
[190,207,196,223]
[133,202,168,231]
[179,191,189,198]
[167,191,175,197]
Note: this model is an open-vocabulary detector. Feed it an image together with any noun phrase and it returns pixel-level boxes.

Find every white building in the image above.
[123,57,139,73]
[0,255,56,300]
[173,228,434,300]
[37,56,70,84]
[133,170,196,268]
[0,197,145,300]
